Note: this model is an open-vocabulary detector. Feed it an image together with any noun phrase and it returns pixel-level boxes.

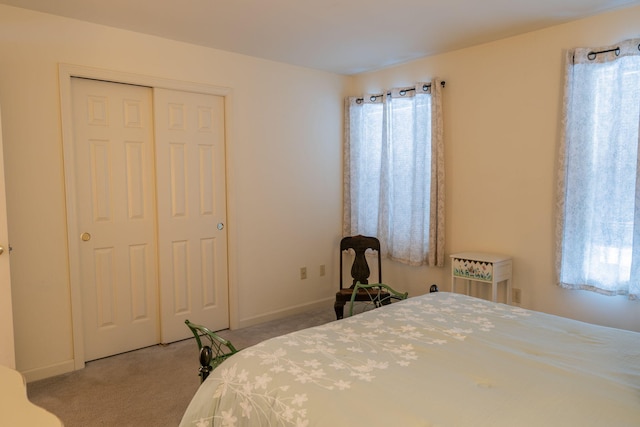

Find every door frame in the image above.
[58,64,238,369]
[0,105,16,369]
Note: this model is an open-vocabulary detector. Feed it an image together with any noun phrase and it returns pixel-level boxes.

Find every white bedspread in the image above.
[180,292,640,426]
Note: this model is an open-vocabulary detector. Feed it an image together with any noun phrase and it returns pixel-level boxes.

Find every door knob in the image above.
[81,232,92,241]
[0,246,3,255]
[217,223,224,230]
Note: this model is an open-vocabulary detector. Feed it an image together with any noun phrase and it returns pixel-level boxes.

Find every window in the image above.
[343,80,444,267]
[558,38,640,299]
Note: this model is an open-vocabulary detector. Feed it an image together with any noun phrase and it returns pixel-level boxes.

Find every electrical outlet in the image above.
[300,267,307,280]
[513,288,522,304]
[319,264,326,277]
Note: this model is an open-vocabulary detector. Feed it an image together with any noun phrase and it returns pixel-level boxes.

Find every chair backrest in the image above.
[340,235,382,289]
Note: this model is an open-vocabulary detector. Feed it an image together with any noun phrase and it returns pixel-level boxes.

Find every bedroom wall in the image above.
[0,5,348,380]
[354,5,640,332]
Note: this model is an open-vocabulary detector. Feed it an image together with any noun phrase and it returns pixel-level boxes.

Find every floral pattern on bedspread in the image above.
[183,294,531,427]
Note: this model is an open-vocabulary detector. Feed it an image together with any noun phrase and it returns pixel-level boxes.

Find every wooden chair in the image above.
[185,319,238,382]
[348,282,408,316]
[335,235,388,319]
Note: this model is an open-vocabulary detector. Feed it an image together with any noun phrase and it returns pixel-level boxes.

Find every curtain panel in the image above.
[343,79,445,267]
[557,38,640,299]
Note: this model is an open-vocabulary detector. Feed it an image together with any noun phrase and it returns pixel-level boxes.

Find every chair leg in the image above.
[334,300,346,320]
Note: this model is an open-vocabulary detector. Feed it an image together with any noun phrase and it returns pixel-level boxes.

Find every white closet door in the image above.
[71,78,159,361]
[154,88,229,343]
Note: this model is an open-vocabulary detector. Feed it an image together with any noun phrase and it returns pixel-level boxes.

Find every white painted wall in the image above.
[0,5,347,380]
[354,5,640,332]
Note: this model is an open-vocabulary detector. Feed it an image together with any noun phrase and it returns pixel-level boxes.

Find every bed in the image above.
[180,292,640,426]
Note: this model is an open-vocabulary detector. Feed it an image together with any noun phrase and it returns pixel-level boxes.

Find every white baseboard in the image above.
[21,359,76,383]
[237,297,334,329]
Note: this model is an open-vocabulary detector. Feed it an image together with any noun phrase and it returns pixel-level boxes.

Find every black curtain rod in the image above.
[585,43,640,61]
[356,81,446,104]
[587,47,620,60]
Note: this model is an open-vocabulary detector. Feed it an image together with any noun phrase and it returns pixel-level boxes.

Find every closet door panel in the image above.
[154,88,229,343]
[71,78,159,361]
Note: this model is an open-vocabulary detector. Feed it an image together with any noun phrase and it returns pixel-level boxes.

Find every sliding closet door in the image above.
[154,89,229,343]
[70,78,159,361]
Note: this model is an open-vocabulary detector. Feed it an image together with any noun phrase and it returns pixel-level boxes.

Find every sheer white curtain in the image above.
[344,80,444,267]
[557,38,640,299]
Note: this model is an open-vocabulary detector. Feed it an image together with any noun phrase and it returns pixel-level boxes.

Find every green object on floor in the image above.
[185,320,239,382]
[348,282,408,316]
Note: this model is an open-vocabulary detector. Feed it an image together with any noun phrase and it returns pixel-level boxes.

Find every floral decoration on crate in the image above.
[452,258,493,281]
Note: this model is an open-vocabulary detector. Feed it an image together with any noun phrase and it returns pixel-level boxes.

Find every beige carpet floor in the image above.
[27,307,336,426]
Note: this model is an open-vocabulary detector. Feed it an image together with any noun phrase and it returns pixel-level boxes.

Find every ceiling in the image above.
[2,0,640,75]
